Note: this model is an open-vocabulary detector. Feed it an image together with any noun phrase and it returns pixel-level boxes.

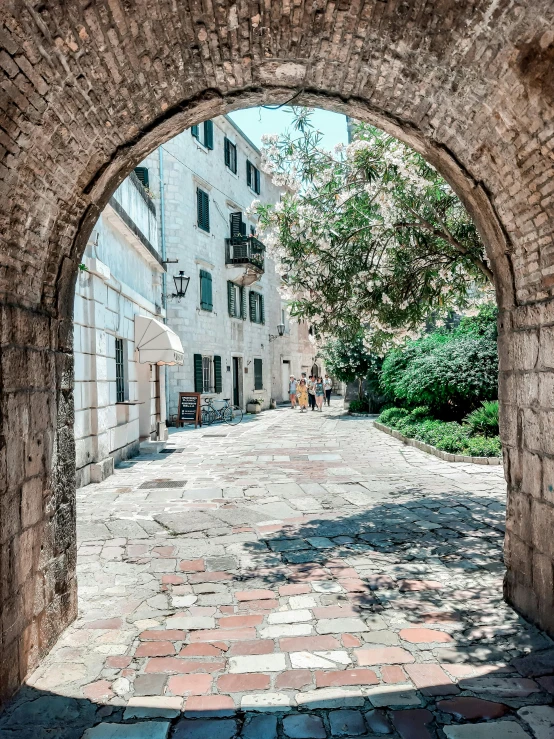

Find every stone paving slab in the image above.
[2,405,553,737]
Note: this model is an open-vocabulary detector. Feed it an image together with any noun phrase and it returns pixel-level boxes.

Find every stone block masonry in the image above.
[2,0,554,705]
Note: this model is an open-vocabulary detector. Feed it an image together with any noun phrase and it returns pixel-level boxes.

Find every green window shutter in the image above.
[197,188,210,232]
[246,160,252,188]
[224,138,230,168]
[260,294,265,325]
[200,270,213,311]
[194,354,203,392]
[191,124,199,139]
[134,167,149,188]
[214,356,222,393]
[254,358,263,390]
[227,281,235,317]
[230,212,243,237]
[204,120,214,149]
[240,286,247,320]
[249,290,256,322]
[255,167,260,195]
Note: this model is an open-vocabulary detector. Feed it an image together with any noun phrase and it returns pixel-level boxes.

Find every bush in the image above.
[463,435,502,457]
[380,305,498,419]
[378,407,409,425]
[464,400,499,437]
[349,398,369,413]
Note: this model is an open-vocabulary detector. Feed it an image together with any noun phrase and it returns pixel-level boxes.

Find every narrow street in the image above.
[2,405,553,738]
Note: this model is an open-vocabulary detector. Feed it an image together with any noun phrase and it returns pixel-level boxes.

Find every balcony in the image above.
[225,235,265,285]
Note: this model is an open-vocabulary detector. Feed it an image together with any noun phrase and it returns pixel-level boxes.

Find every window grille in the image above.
[115,338,125,402]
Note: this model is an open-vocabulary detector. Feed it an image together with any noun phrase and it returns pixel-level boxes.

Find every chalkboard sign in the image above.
[177,392,201,428]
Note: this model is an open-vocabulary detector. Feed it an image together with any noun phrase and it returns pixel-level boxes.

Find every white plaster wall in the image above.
[74,176,165,486]
[142,115,318,416]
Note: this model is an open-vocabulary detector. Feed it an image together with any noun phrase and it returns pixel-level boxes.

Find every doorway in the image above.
[282,360,291,402]
[232,356,243,407]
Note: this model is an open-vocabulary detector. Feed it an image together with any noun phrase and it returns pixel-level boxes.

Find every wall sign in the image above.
[177,392,201,428]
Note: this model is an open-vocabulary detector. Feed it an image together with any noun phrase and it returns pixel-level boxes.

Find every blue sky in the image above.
[228,106,349,152]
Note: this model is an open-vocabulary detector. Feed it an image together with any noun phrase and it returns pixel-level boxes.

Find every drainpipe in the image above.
[158,146,171,428]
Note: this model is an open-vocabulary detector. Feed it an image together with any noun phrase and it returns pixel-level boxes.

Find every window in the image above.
[202,356,213,392]
[246,160,260,194]
[191,120,214,149]
[193,354,222,393]
[254,358,263,390]
[249,291,265,324]
[134,167,149,188]
[199,269,213,311]
[115,338,127,402]
[230,211,246,238]
[197,188,210,232]
[224,137,237,174]
[228,281,245,318]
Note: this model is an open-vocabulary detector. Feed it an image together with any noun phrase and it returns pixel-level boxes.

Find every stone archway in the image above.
[1,0,554,703]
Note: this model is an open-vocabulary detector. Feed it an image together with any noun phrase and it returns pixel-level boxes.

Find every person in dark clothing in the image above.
[308,375,317,411]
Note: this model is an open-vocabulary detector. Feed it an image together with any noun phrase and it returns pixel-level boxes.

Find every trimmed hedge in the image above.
[377,406,501,457]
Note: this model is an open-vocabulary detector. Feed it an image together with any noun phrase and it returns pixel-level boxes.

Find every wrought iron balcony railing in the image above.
[225,235,265,271]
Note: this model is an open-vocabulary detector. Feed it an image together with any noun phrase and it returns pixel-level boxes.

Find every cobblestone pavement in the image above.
[2,405,554,738]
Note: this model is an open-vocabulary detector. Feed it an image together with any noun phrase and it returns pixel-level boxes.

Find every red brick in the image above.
[391,709,434,739]
[327,567,358,578]
[168,673,212,695]
[84,618,122,629]
[338,579,371,592]
[315,668,378,688]
[179,559,205,572]
[275,669,312,689]
[381,665,406,684]
[82,680,113,701]
[105,656,131,669]
[235,589,275,601]
[365,574,395,589]
[220,606,235,614]
[217,673,270,692]
[237,599,279,612]
[342,634,362,648]
[135,641,177,657]
[180,644,224,657]
[404,663,459,696]
[280,635,341,652]
[184,695,235,712]
[145,658,225,673]
[398,580,443,592]
[228,640,274,656]
[153,545,176,558]
[279,584,311,596]
[189,627,256,643]
[399,628,454,643]
[139,630,186,641]
[355,647,415,666]
[218,615,263,628]
[162,574,185,585]
[436,697,509,719]
[188,571,233,583]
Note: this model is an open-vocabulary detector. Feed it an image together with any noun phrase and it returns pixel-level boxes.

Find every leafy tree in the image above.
[254,109,494,351]
[320,333,380,400]
[380,304,498,419]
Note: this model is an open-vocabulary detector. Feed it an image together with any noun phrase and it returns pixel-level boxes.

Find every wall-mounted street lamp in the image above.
[269,323,286,342]
[169,271,191,301]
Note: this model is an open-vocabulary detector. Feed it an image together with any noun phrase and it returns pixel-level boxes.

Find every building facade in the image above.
[74,173,183,487]
[141,115,317,418]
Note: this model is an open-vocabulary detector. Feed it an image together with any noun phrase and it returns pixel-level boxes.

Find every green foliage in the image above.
[380,304,498,418]
[256,111,494,348]
[377,405,500,457]
[321,333,376,384]
[464,400,499,437]
[349,398,370,413]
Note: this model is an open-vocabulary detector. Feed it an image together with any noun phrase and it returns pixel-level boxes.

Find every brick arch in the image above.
[1,0,554,702]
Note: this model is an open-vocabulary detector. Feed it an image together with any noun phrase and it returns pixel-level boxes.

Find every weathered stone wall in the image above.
[2,0,554,703]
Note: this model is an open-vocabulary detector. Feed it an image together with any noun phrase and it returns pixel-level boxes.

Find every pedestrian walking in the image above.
[296,378,308,412]
[308,375,317,411]
[315,376,325,411]
[324,374,333,406]
[289,375,297,409]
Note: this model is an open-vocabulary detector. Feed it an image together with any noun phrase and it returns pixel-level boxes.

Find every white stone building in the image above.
[74,173,183,487]
[141,115,318,417]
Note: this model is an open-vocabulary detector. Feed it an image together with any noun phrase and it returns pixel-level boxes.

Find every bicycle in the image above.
[201,397,244,426]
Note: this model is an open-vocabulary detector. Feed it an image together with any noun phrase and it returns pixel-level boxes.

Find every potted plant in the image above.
[246,398,263,414]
